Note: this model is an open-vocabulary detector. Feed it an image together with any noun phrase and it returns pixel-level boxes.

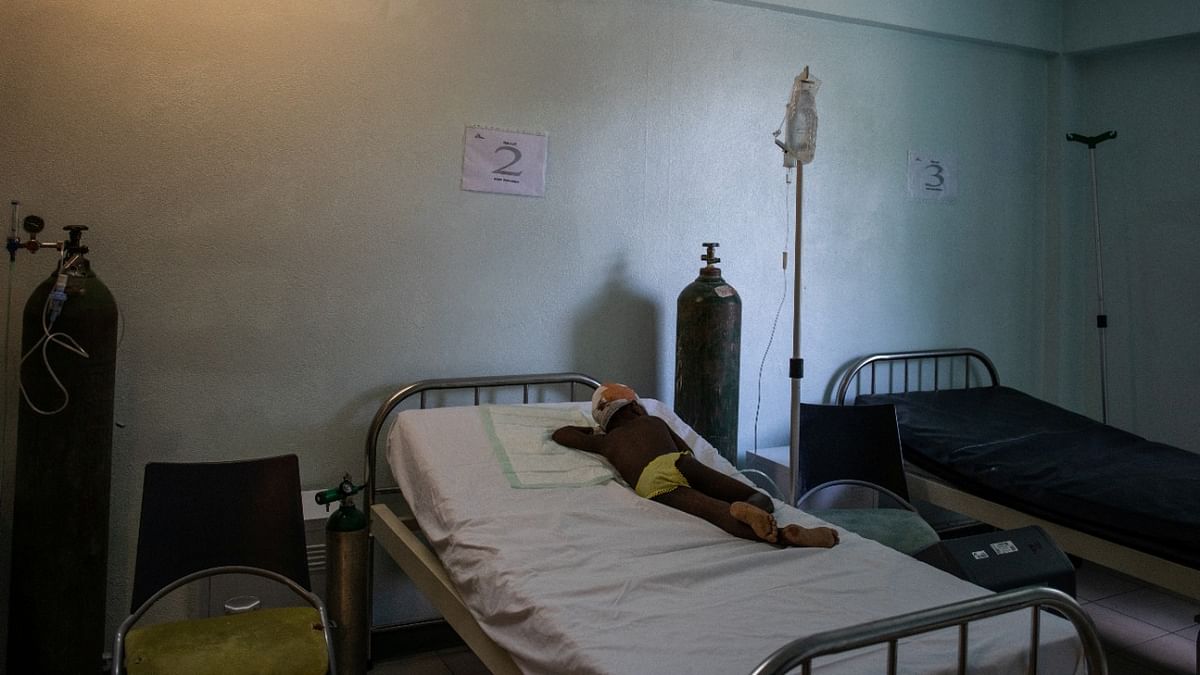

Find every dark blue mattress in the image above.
[856,386,1200,569]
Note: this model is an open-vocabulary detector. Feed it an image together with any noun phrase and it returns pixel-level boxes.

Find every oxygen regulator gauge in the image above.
[23,214,44,235]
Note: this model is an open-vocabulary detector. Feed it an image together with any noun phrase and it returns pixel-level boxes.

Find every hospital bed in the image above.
[363,372,1105,673]
[835,348,1200,603]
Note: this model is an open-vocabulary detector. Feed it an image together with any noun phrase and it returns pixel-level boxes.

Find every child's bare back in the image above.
[552,383,838,549]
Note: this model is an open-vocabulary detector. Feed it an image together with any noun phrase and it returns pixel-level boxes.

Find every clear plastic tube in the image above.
[19,291,89,416]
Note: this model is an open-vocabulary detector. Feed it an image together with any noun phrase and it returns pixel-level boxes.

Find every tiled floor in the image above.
[1076,562,1199,675]
[373,646,488,675]
[375,561,1200,674]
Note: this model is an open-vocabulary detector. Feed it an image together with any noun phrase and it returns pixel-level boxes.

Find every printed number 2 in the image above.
[493,146,523,176]
[923,161,945,191]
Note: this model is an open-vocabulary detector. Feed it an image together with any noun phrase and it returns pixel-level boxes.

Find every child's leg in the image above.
[670,456,840,549]
[674,455,774,513]
[653,487,777,543]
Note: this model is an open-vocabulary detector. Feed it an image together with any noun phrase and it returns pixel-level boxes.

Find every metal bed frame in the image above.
[363,371,1106,674]
[835,347,1200,604]
[362,372,600,673]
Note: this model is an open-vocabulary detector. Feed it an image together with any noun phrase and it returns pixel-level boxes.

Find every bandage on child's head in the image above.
[591,382,638,431]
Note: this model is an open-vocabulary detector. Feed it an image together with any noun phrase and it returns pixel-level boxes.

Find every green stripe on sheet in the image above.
[480,405,618,489]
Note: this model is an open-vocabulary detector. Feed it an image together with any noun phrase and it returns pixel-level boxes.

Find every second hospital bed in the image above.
[835,347,1200,603]
[363,372,1105,673]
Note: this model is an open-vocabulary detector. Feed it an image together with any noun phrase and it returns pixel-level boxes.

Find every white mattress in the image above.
[387,400,1086,675]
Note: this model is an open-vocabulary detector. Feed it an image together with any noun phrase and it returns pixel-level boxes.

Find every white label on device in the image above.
[991,541,1019,555]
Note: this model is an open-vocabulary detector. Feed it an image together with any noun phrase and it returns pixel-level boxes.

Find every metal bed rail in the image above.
[750,585,1106,675]
[835,348,999,405]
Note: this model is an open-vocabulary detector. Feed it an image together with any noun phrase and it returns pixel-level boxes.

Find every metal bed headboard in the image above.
[835,348,1000,406]
[363,372,601,513]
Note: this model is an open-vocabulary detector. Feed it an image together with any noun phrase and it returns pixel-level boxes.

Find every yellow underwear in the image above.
[634,451,691,499]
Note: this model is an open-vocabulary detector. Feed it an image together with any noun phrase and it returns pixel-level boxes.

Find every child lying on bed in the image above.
[552,383,839,548]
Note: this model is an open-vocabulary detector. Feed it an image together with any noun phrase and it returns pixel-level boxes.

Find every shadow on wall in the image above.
[570,259,660,396]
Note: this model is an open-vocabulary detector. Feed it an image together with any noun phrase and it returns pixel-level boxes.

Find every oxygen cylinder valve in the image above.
[701,242,721,266]
[63,225,90,256]
[315,474,365,509]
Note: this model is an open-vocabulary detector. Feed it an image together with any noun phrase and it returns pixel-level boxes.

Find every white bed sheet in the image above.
[387,400,1086,675]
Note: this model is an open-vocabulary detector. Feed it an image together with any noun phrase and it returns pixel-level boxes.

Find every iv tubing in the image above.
[19,255,90,415]
[753,169,794,461]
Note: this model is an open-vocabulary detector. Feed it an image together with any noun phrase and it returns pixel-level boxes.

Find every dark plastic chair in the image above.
[795,403,910,501]
[794,404,940,555]
[113,454,335,675]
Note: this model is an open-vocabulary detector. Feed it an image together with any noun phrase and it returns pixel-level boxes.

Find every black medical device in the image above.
[917,525,1076,598]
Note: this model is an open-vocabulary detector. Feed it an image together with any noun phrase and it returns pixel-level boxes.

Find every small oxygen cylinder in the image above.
[675,242,741,465]
[8,226,118,675]
[316,476,369,675]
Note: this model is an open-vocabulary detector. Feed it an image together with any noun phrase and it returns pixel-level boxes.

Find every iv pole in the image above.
[774,67,818,506]
[787,161,804,507]
[1067,130,1117,424]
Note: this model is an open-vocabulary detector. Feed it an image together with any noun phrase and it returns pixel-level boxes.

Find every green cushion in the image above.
[812,508,941,556]
[125,606,327,675]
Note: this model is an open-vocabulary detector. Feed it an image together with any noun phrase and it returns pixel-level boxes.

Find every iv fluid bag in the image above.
[783,74,820,166]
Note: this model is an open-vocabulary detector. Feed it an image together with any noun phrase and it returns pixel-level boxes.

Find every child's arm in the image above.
[667,427,693,454]
[552,425,604,454]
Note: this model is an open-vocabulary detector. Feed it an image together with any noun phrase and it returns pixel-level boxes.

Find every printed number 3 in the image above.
[924,162,945,191]
[493,146,523,176]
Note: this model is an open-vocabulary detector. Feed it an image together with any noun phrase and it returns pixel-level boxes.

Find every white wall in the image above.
[1063,0,1200,53]
[728,0,1063,52]
[0,0,1129,639]
[1066,35,1200,449]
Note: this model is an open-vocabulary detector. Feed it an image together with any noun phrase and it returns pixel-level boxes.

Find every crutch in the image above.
[1066,130,1117,424]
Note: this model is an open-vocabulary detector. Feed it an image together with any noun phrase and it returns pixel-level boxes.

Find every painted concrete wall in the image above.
[1067,35,1200,450]
[0,0,1098,640]
[725,0,1063,52]
[1063,0,1200,53]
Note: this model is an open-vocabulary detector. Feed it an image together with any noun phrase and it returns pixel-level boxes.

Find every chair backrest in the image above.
[796,403,909,501]
[130,454,311,611]
[796,480,915,512]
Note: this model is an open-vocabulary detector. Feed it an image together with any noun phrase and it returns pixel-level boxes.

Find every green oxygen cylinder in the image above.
[316,476,369,675]
[8,226,118,675]
[674,242,741,466]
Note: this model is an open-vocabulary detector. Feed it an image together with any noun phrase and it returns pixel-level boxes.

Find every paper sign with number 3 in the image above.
[908,150,958,202]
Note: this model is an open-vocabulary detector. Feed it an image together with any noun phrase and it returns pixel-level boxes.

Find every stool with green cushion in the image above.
[793,404,940,556]
[117,567,330,675]
[112,455,336,675]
